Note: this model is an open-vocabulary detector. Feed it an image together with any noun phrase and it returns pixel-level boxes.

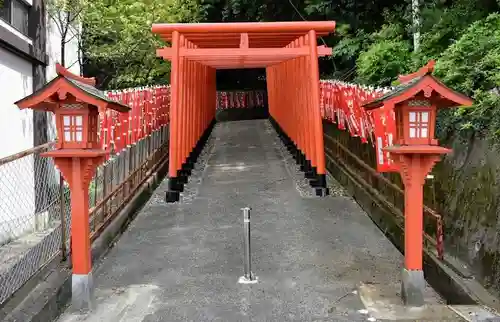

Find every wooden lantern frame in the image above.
[15,64,129,152]
[396,99,438,146]
[363,61,473,147]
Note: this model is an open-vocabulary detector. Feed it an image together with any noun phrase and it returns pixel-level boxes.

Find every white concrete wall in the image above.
[0,47,35,243]
[0,12,81,245]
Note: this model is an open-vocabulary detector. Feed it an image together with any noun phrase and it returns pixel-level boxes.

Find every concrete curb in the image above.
[324,148,500,310]
[1,156,170,322]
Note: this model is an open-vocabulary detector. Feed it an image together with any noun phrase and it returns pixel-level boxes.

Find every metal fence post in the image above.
[102,162,108,223]
[59,175,67,261]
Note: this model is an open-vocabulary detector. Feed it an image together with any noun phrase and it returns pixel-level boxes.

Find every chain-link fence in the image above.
[0,125,168,306]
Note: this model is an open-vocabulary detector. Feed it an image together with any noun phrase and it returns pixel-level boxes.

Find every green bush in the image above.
[356,38,411,86]
[434,13,500,141]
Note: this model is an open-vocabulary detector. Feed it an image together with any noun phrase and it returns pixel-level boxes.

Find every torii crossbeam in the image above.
[152,21,336,201]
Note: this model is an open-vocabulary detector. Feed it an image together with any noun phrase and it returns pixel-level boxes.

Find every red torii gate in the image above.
[152,21,336,201]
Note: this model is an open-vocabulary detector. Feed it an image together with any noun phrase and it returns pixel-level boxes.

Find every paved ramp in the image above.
[58,120,472,322]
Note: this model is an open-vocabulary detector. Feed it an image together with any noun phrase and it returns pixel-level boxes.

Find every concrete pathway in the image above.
[58,120,461,322]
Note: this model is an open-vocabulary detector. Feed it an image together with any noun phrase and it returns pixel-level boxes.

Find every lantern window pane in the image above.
[62,115,84,144]
[421,111,429,123]
[421,127,428,138]
[409,112,416,122]
[407,110,431,141]
[75,115,83,126]
[409,127,416,138]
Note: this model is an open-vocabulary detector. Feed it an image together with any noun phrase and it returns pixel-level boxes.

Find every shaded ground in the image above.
[58,120,445,322]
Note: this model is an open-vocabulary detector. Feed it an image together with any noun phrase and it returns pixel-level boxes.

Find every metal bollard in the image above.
[239,207,258,284]
[243,207,252,279]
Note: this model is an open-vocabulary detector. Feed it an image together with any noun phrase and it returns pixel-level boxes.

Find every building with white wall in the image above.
[0,0,81,243]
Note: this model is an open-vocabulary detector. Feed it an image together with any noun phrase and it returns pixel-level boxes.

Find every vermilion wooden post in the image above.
[197,62,201,142]
[178,35,186,183]
[168,30,180,182]
[285,48,291,145]
[204,67,208,129]
[186,40,192,164]
[293,38,305,165]
[185,41,191,168]
[296,37,302,160]
[194,46,198,152]
[192,62,197,146]
[301,35,313,176]
[304,34,316,174]
[283,47,289,138]
[308,30,328,191]
[198,65,202,140]
[295,38,303,164]
[197,62,202,141]
[290,40,297,156]
[189,42,194,154]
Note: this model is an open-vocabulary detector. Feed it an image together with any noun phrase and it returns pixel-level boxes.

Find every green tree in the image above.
[412,0,495,69]
[434,13,500,140]
[355,24,411,86]
[46,0,88,67]
[82,0,203,89]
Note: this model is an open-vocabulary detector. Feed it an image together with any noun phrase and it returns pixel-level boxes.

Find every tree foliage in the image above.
[82,0,410,88]
[334,0,500,141]
[46,0,88,67]
[81,0,202,89]
[434,13,500,140]
[356,38,411,86]
[79,0,500,141]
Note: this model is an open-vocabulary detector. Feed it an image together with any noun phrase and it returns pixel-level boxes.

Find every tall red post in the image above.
[168,30,180,181]
[307,30,327,190]
[178,36,186,183]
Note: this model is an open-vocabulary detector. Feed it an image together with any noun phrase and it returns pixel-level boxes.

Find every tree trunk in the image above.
[412,0,421,51]
[61,37,66,66]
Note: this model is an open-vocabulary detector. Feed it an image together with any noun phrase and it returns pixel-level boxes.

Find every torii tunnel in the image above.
[152,21,336,202]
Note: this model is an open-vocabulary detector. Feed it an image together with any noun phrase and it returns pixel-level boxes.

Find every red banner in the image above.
[103,85,171,157]
[103,82,395,172]
[216,90,266,110]
[321,80,397,172]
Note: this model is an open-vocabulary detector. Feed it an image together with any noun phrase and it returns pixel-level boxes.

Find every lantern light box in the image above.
[15,63,130,154]
[363,60,473,153]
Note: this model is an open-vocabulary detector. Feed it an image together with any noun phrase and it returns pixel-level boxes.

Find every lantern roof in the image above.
[14,64,130,113]
[363,61,473,110]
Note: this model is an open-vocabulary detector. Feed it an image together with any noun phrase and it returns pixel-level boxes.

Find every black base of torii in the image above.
[165,119,216,203]
[269,117,330,197]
